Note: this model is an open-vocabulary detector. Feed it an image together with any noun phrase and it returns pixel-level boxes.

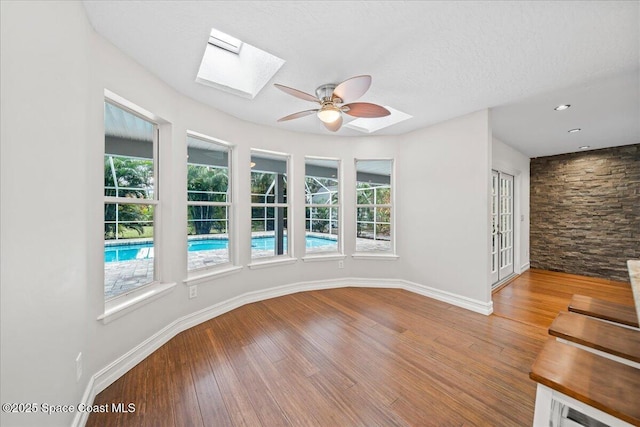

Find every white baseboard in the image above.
[400,279,493,315]
[520,262,531,272]
[73,376,95,427]
[73,277,491,427]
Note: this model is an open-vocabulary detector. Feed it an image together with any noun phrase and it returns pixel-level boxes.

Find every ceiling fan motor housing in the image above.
[316,84,339,103]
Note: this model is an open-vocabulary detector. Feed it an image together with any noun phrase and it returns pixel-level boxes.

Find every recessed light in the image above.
[568,128,581,133]
[554,104,571,111]
[579,145,590,150]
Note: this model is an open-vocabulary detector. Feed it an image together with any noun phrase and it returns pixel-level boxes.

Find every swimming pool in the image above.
[105,236,336,262]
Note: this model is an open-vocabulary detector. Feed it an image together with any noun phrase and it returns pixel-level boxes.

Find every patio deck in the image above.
[104,237,390,299]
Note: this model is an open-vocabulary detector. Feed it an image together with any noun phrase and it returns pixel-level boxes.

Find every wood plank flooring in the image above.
[493,268,634,328]
[87,269,635,427]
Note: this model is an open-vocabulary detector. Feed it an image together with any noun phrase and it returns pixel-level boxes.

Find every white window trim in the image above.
[98,281,177,324]
[248,257,298,270]
[104,97,159,296]
[250,149,293,261]
[304,156,342,257]
[102,90,171,322]
[183,265,243,286]
[351,254,399,261]
[105,89,163,123]
[354,158,396,255]
[302,254,346,262]
[186,131,235,276]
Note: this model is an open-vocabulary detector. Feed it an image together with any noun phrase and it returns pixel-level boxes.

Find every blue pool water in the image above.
[105,236,335,262]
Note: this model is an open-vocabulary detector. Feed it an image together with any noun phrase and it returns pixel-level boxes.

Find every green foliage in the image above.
[356,182,390,205]
[104,204,153,239]
[187,164,229,235]
[187,164,228,202]
[104,155,154,239]
[251,172,287,203]
[305,176,338,205]
[251,172,274,195]
[116,226,154,239]
[104,156,153,198]
[306,206,338,234]
[356,183,391,240]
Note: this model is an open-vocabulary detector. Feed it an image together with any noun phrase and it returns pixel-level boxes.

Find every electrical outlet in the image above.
[76,352,82,382]
[338,260,344,269]
[189,285,197,299]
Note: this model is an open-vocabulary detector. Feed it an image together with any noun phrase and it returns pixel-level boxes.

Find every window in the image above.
[250,151,290,260]
[187,134,231,272]
[355,159,393,253]
[104,101,157,299]
[305,158,340,254]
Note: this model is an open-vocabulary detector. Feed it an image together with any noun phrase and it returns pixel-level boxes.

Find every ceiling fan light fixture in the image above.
[317,105,341,123]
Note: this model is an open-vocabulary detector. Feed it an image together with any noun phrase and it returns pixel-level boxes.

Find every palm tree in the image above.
[187,165,228,235]
[104,156,154,238]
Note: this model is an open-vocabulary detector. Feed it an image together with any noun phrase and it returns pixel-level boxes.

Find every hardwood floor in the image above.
[493,268,634,328]
[87,269,635,427]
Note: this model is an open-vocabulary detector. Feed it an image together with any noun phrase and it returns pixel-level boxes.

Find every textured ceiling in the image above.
[83,1,639,157]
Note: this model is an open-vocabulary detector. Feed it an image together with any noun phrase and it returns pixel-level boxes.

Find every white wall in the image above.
[397,111,493,303]
[1,3,492,426]
[492,136,531,273]
[1,2,92,426]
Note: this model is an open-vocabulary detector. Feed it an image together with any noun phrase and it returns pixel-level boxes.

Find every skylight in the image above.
[208,28,242,54]
[196,28,284,99]
[344,106,412,133]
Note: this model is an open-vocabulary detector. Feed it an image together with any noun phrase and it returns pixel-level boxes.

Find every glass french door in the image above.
[491,171,514,286]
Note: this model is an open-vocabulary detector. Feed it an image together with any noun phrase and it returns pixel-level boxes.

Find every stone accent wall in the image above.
[530,144,640,282]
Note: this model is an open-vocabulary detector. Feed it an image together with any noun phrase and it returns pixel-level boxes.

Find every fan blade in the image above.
[342,103,390,118]
[323,115,343,132]
[277,109,318,122]
[332,75,372,103]
[274,84,320,103]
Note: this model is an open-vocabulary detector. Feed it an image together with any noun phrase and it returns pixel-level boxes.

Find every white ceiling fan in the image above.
[274,75,390,132]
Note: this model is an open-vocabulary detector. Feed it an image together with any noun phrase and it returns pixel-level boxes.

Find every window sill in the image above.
[248,257,297,270]
[302,254,346,262]
[98,281,177,324]
[183,265,243,286]
[351,253,399,261]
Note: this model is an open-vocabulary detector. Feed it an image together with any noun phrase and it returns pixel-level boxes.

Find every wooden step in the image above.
[549,311,640,364]
[530,338,640,426]
[568,294,639,328]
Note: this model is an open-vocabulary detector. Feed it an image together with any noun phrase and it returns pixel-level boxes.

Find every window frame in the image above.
[304,156,342,257]
[249,149,292,262]
[354,158,396,255]
[103,98,160,301]
[99,90,178,324]
[186,131,234,274]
